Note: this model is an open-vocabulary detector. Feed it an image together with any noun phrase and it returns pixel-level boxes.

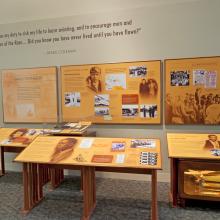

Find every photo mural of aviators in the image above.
[183,93,197,123]
[50,138,77,163]
[8,128,31,144]
[168,96,183,124]
[166,89,220,124]
[205,104,220,124]
[86,67,102,93]
[204,135,220,150]
[139,78,158,97]
[165,94,173,124]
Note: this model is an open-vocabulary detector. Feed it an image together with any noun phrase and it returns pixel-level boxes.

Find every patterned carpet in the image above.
[0,172,220,220]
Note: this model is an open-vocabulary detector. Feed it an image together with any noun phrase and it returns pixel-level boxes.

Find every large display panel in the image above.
[61,61,161,124]
[2,67,58,123]
[165,56,220,125]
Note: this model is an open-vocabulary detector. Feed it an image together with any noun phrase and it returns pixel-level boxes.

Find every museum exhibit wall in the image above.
[0,0,220,181]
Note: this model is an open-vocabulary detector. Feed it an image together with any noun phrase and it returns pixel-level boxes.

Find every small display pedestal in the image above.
[167,133,220,207]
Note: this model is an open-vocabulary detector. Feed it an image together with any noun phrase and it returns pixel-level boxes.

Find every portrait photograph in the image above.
[3,128,32,145]
[50,138,77,163]
[139,78,158,98]
[204,134,220,150]
[86,66,102,93]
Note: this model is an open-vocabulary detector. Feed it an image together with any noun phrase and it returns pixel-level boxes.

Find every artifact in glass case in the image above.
[184,169,220,197]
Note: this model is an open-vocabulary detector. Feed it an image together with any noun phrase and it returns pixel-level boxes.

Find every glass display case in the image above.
[178,160,220,201]
[184,170,220,197]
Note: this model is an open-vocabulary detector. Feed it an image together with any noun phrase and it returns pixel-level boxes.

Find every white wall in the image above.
[1,0,220,182]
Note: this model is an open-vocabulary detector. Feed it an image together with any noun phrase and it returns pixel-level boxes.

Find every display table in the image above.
[15,136,162,220]
[167,133,220,207]
[50,121,93,136]
[0,124,94,175]
[42,122,95,189]
[0,128,41,176]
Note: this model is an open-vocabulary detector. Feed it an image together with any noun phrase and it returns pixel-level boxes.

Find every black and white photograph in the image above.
[130,139,156,148]
[64,92,80,107]
[129,66,147,77]
[94,94,109,107]
[193,69,206,85]
[111,141,126,151]
[140,104,157,118]
[210,149,220,156]
[95,107,109,116]
[170,71,190,86]
[122,104,138,117]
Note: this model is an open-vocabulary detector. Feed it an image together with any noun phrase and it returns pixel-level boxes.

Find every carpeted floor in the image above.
[0,172,220,220]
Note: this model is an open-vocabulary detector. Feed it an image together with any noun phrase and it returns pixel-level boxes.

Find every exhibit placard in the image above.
[165,56,220,125]
[15,136,161,169]
[0,128,41,148]
[2,67,58,123]
[167,133,220,159]
[61,60,161,124]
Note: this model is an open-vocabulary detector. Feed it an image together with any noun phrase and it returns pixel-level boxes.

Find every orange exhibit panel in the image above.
[61,60,161,124]
[2,67,58,123]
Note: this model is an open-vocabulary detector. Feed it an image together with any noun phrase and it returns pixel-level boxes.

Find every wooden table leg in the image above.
[22,163,30,213]
[170,158,178,207]
[0,147,5,176]
[82,167,96,220]
[37,164,43,199]
[80,168,83,191]
[92,168,96,206]
[22,163,44,214]
[151,170,158,220]
[50,168,64,190]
